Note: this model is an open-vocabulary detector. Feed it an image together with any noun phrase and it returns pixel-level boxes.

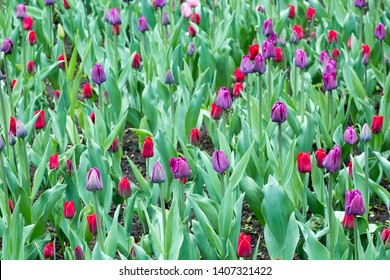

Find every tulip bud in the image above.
[237,232,251,257]
[66,159,73,175]
[132,53,141,69]
[150,161,166,183]
[64,200,76,219]
[16,4,27,19]
[212,150,230,174]
[118,177,132,199]
[8,199,14,213]
[320,50,329,65]
[306,7,316,21]
[10,116,16,135]
[188,0,199,8]
[354,0,367,8]
[240,55,253,75]
[332,48,339,60]
[90,112,95,124]
[322,72,338,91]
[164,69,175,85]
[234,67,245,83]
[91,63,106,85]
[82,83,92,99]
[63,0,70,9]
[273,47,283,62]
[58,54,65,69]
[87,213,97,235]
[44,0,54,5]
[375,23,386,41]
[57,23,65,40]
[181,2,192,18]
[294,49,308,69]
[162,10,170,26]
[328,30,337,44]
[211,103,223,120]
[290,30,299,44]
[86,167,103,191]
[269,32,278,45]
[0,38,14,54]
[108,137,119,153]
[34,110,45,129]
[262,19,273,37]
[215,86,232,109]
[287,4,295,18]
[108,8,121,25]
[248,44,259,60]
[360,123,371,143]
[0,71,4,81]
[16,120,27,138]
[23,16,33,30]
[262,40,275,59]
[342,213,354,229]
[382,228,390,250]
[8,131,16,146]
[0,135,4,151]
[28,30,36,45]
[188,25,196,37]
[232,82,243,98]
[271,100,288,123]
[297,152,312,173]
[11,79,17,90]
[292,24,304,40]
[190,128,201,146]
[278,36,286,46]
[322,145,341,173]
[138,16,150,33]
[362,44,370,65]
[169,157,190,179]
[187,42,195,57]
[347,36,352,49]
[371,115,384,134]
[191,13,200,25]
[252,53,266,74]
[27,60,36,75]
[323,59,337,74]
[74,246,85,260]
[49,154,59,170]
[141,136,154,158]
[43,242,54,258]
[344,126,358,145]
[345,189,365,216]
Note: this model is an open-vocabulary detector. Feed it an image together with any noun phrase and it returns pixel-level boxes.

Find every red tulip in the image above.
[211,103,223,120]
[58,54,65,69]
[63,0,70,9]
[23,16,33,30]
[232,82,243,98]
[287,4,295,18]
[118,176,132,199]
[142,136,154,158]
[87,213,97,235]
[292,24,304,40]
[348,161,353,179]
[64,200,76,219]
[132,53,141,69]
[191,13,200,25]
[28,30,36,45]
[27,60,36,75]
[237,232,252,257]
[234,68,245,83]
[11,79,17,90]
[362,44,370,65]
[190,128,200,146]
[49,154,59,170]
[306,7,316,21]
[34,110,45,129]
[188,25,196,37]
[10,116,16,136]
[273,47,283,62]
[342,213,354,229]
[328,30,337,44]
[371,115,384,134]
[315,148,326,168]
[332,48,339,60]
[347,36,352,49]
[90,112,95,124]
[66,159,73,175]
[297,152,312,173]
[8,199,14,213]
[83,83,93,99]
[108,137,119,153]
[248,44,259,60]
[44,242,54,258]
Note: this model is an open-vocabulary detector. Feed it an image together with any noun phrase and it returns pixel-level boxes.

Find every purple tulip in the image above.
[278,36,286,46]
[345,189,365,216]
[215,86,232,109]
[290,30,299,44]
[0,135,4,151]
[108,8,121,25]
[344,126,358,145]
[187,42,195,57]
[212,150,230,174]
[16,4,26,19]
[86,167,103,191]
[360,123,371,143]
[154,0,167,8]
[271,100,288,123]
[269,32,278,45]
[44,0,54,5]
[138,16,150,33]
[252,53,266,74]
[91,63,106,85]
[375,23,386,41]
[170,157,191,179]
[323,59,337,74]
[262,19,274,37]
[323,72,338,91]
[151,161,166,183]
[0,38,13,54]
[354,0,367,8]
[164,70,175,85]
[162,10,170,26]
[239,55,253,74]
[16,120,27,138]
[294,49,308,69]
[8,131,16,146]
[262,40,275,59]
[322,145,341,173]
[320,50,329,65]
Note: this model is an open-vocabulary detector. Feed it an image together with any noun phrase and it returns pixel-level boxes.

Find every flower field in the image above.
[0,0,390,260]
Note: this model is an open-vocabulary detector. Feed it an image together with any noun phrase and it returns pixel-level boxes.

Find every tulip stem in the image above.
[159,183,166,236]
[3,56,14,116]
[267,59,273,105]
[21,23,27,85]
[0,152,11,226]
[258,74,263,143]
[98,84,104,123]
[364,65,367,95]
[93,192,105,253]
[278,123,282,182]
[169,84,175,143]
[146,157,149,186]
[300,69,305,124]
[354,215,359,260]
[359,10,363,48]
[327,173,334,260]
[220,172,225,198]
[246,79,252,130]
[364,142,369,220]
[48,6,53,49]
[179,181,185,222]
[301,172,309,223]
[12,146,18,173]
[0,85,9,155]
[114,31,119,80]
[381,41,387,87]
[328,90,333,137]
[160,9,165,46]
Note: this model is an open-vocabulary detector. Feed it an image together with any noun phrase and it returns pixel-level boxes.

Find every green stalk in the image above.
[364,65,367,95]
[268,59,273,104]
[0,86,9,154]
[364,142,369,220]
[170,84,174,142]
[359,9,363,47]
[114,32,119,80]
[354,215,359,260]
[4,56,14,115]
[179,180,185,222]
[159,182,167,260]
[258,74,262,143]
[300,69,305,124]
[146,157,149,186]
[0,153,11,226]
[160,8,165,46]
[220,172,225,198]
[302,172,309,222]
[328,173,334,260]
[381,41,387,86]
[278,123,282,182]
[21,23,26,84]
[98,84,104,121]
[12,146,18,173]
[328,90,333,136]
[221,110,227,137]
[293,62,298,100]
[246,78,252,129]
[93,192,105,253]
[48,6,53,48]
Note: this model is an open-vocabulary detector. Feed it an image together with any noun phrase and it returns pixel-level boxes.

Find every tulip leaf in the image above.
[240,176,265,225]
[229,142,253,190]
[103,112,127,151]
[298,222,329,260]
[92,243,113,260]
[192,220,219,260]
[104,205,120,258]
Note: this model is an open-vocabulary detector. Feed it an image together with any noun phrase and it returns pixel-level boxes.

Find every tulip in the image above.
[0,38,13,54]
[292,25,304,40]
[138,17,150,31]
[362,44,370,65]
[234,68,245,83]
[320,50,329,65]
[233,82,243,98]
[91,63,106,85]
[239,56,253,74]
[345,189,365,216]
[188,25,196,37]
[87,213,97,235]
[11,79,17,90]
[34,110,45,129]
[118,177,132,199]
[169,157,190,179]
[49,154,59,170]
[360,123,371,142]
[142,136,154,158]
[328,30,337,44]
[215,86,232,109]
[164,69,175,85]
[375,23,386,41]
[344,126,358,145]
[187,42,195,57]
[8,199,14,213]
[278,36,286,46]
[191,13,200,25]
[294,49,308,69]
[290,30,299,44]
[90,112,95,124]
[63,0,70,9]
[297,152,312,173]
[132,53,141,69]
[306,7,316,20]
[43,242,54,258]
[66,159,73,175]
[342,213,354,230]
[262,40,275,59]
[354,0,367,8]
[237,233,251,258]
[262,19,273,37]
[83,83,93,99]
[382,229,390,250]
[0,135,4,151]
[64,200,76,219]
[269,32,278,45]
[188,0,199,8]
[74,246,85,260]
[190,128,201,146]
[322,145,341,173]
[44,0,54,5]
[10,116,16,135]
[248,44,259,60]
[154,0,166,8]
[108,138,119,153]
[16,120,27,138]
[8,131,16,146]
[348,161,353,179]
[27,61,36,75]
[23,16,33,30]
[252,53,266,74]
[151,161,166,183]
[162,10,170,26]
[211,103,223,120]
[56,54,65,70]
[332,48,339,60]
[273,47,283,62]
[271,100,288,123]
[323,72,338,91]
[287,4,295,18]
[28,30,36,45]
[371,115,383,134]
[323,59,337,74]
[86,167,103,191]
[181,2,192,18]
[16,4,27,19]
[347,36,352,49]
[212,150,230,174]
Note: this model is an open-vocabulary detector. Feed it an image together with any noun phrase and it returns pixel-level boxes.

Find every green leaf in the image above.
[298,222,329,260]
[229,142,253,190]
[240,176,265,225]
[104,205,120,258]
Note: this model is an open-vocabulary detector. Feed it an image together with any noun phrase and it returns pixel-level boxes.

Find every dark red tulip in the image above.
[371,115,384,134]
[142,136,154,158]
[64,200,76,219]
[83,83,93,99]
[23,16,33,30]
[10,116,16,136]
[34,110,45,129]
[297,152,312,173]
[237,232,251,257]
[287,4,295,18]
[49,154,59,170]
[328,30,337,44]
[248,44,259,60]
[234,68,245,83]
[190,128,200,146]
[211,103,223,120]
[44,242,54,258]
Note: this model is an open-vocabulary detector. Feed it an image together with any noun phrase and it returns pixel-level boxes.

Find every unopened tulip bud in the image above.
[262,19,273,37]
[294,49,308,69]
[86,167,103,191]
[342,213,354,229]
[212,150,230,174]
[151,161,166,183]
[191,13,200,25]
[188,25,196,37]
[181,2,192,18]
[28,30,36,45]
[278,36,286,46]
[215,86,232,109]
[232,82,243,98]
[43,242,54,258]
[87,213,97,235]
[344,126,358,145]
[360,123,371,143]
[83,83,93,99]
[354,0,367,8]
[63,0,70,9]
[8,131,16,146]
[1,38,14,54]
[271,100,288,123]
[237,232,251,257]
[328,30,337,44]
[74,246,85,260]
[248,44,259,60]
[345,189,365,216]
[0,135,4,151]
[371,115,384,134]
[382,228,390,250]
[108,138,119,153]
[132,53,141,69]
[262,40,275,59]
[290,30,299,44]
[8,199,14,213]
[252,53,266,74]
[211,103,223,120]
[274,47,283,62]
[375,23,386,41]
[16,120,27,138]
[332,48,339,60]
[44,0,54,5]
[188,0,199,8]
[162,10,170,26]
[90,112,95,124]
[108,8,121,25]
[292,24,304,40]
[10,116,16,135]
[164,70,175,85]
[58,54,65,69]
[118,177,132,199]
[362,44,370,65]
[306,7,316,21]
[323,72,338,91]
[57,23,65,40]
[16,4,27,19]
[239,56,253,75]
[49,154,59,170]
[23,16,33,30]
[138,16,150,33]
[322,145,341,173]
[91,63,106,85]
[27,60,36,75]
[297,152,312,173]
[169,157,190,179]
[66,159,73,175]
[348,161,353,179]
[190,128,200,146]
[187,42,195,57]
[142,137,154,158]
[64,200,76,219]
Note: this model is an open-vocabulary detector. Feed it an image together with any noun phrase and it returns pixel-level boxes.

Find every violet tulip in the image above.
[262,39,275,59]
[151,161,166,183]
[215,86,232,109]
[344,126,358,145]
[294,49,308,69]
[345,189,365,216]
[375,23,386,41]
[239,56,253,74]
[262,19,273,37]
[322,145,341,173]
[170,157,190,179]
[360,123,371,142]
[212,150,230,174]
[86,167,103,191]
[252,53,266,74]
[271,100,288,123]
[138,16,150,33]
[91,63,106,85]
